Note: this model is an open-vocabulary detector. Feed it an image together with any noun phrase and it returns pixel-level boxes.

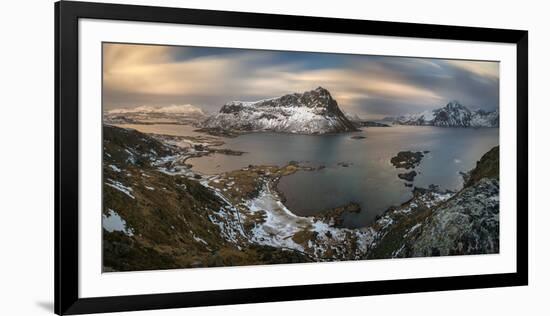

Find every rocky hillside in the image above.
[401,178,499,257]
[202,87,357,134]
[392,101,498,127]
[102,125,374,271]
[102,125,311,271]
[367,146,500,258]
[103,125,500,270]
[465,146,499,186]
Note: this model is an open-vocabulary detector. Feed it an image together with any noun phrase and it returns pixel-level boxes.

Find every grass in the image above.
[102,125,311,271]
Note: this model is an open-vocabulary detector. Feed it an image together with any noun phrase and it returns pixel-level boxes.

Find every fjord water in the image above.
[192,125,498,227]
[122,124,498,228]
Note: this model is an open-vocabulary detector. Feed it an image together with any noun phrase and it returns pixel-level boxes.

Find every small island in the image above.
[398,170,417,182]
[390,151,425,169]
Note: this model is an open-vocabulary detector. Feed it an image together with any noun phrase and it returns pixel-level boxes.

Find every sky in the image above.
[103,43,499,119]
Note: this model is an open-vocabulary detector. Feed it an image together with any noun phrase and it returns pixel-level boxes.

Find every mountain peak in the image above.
[203,88,357,134]
[444,100,467,110]
[392,101,498,128]
[313,86,330,94]
[222,87,338,111]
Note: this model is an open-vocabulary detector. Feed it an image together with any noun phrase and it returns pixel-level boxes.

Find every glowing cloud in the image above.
[444,60,499,79]
[102,43,499,118]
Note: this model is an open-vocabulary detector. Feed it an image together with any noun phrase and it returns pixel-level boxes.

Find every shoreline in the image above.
[102,124,500,268]
[112,123,478,229]
[124,123,451,229]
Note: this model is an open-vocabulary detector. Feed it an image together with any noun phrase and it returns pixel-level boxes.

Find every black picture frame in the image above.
[55,1,528,314]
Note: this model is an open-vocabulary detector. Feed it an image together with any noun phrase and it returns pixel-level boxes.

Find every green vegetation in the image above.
[465,146,499,186]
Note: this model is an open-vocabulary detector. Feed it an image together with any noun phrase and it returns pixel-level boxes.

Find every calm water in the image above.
[119,124,498,228]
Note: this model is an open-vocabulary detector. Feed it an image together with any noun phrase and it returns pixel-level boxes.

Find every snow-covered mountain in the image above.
[202,87,357,134]
[104,104,205,125]
[108,104,205,115]
[392,101,498,127]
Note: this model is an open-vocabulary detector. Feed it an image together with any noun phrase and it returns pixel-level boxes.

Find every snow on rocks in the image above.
[241,185,374,260]
[124,148,137,164]
[109,164,122,172]
[106,179,135,199]
[243,186,308,252]
[393,101,498,127]
[406,178,500,257]
[202,87,357,134]
[207,206,247,245]
[201,176,248,245]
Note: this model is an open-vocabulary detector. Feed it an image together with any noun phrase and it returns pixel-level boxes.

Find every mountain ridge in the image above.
[104,104,205,125]
[202,87,357,134]
[389,101,498,128]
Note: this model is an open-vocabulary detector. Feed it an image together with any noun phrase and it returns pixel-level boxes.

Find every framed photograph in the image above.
[55,1,528,314]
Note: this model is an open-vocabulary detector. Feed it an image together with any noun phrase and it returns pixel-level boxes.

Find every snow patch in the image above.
[102,209,134,236]
[109,164,122,172]
[106,179,135,199]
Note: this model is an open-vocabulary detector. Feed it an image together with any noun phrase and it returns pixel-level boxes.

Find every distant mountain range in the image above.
[105,94,497,131]
[344,113,390,128]
[385,101,498,128]
[202,87,357,134]
[104,104,205,125]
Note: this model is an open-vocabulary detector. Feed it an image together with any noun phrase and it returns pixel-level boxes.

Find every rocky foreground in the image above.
[102,125,500,271]
[368,146,499,258]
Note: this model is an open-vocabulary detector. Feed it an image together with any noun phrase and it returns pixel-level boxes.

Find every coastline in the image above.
[102,123,500,270]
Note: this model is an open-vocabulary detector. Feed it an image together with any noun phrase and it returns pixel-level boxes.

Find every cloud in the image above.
[444,60,499,79]
[280,67,443,107]
[103,44,172,71]
[103,44,242,98]
[103,43,499,118]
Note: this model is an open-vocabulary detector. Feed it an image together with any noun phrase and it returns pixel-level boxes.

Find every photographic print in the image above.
[102,43,500,272]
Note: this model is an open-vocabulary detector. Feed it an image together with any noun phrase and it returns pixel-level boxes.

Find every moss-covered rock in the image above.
[368,146,500,259]
[465,146,499,186]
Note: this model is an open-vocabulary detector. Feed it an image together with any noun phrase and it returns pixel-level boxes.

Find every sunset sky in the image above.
[103,43,499,119]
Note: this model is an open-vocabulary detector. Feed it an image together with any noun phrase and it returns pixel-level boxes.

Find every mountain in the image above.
[392,101,498,127]
[345,112,390,128]
[104,104,205,125]
[108,104,205,115]
[201,87,357,134]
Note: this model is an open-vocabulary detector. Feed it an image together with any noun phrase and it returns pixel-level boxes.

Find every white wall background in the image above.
[0,0,546,315]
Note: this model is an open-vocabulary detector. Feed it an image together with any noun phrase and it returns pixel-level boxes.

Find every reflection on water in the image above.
[116,124,499,228]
